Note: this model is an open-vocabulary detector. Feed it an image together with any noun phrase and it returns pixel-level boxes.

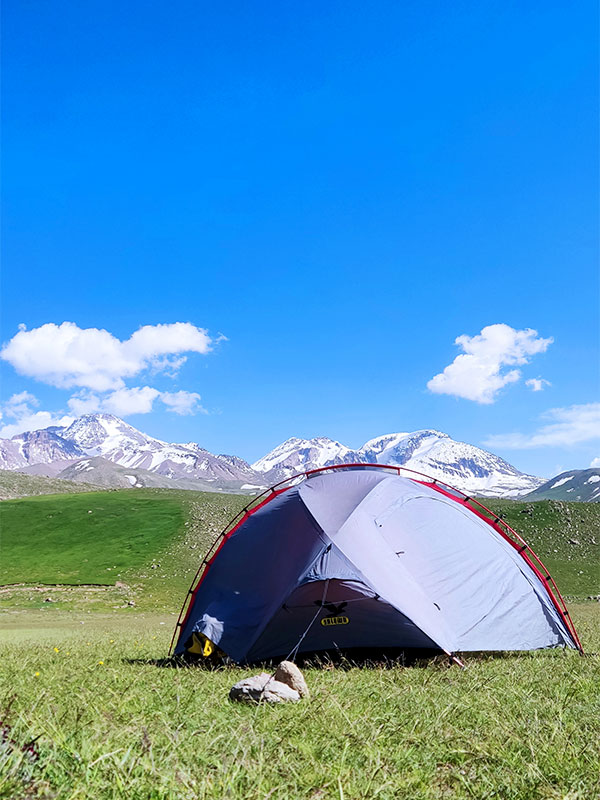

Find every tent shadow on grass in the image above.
[121,646,557,671]
[123,642,584,671]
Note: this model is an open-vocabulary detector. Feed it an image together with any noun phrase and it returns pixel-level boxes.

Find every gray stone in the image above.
[229,672,300,704]
[274,660,310,698]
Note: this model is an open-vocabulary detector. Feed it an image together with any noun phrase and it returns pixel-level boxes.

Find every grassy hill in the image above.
[0,468,104,500]
[0,488,247,612]
[482,498,600,598]
[0,490,186,585]
[0,490,598,615]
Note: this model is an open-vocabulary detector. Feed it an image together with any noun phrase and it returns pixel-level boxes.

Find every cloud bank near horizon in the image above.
[0,387,207,438]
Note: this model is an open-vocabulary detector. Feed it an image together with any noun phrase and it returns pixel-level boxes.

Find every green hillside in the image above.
[0,489,247,611]
[0,491,188,585]
[0,468,103,500]
[0,490,598,614]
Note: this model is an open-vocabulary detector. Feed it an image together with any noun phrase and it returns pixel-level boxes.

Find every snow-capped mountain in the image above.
[0,413,544,497]
[252,430,544,497]
[251,436,360,477]
[360,430,543,497]
[62,414,258,483]
[4,414,257,485]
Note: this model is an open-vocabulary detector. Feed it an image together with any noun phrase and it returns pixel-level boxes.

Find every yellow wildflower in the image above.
[97,660,104,665]
[54,647,59,653]
[34,671,40,677]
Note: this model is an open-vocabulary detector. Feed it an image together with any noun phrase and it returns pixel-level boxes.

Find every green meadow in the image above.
[0,489,246,612]
[1,488,599,799]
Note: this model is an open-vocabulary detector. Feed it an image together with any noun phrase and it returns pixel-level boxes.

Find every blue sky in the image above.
[1,0,598,476]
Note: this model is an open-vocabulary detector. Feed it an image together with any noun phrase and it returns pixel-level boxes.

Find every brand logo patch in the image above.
[321,615,349,627]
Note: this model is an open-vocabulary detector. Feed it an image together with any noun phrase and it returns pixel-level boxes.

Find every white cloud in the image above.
[147,355,187,377]
[67,391,102,416]
[590,457,600,468]
[1,322,218,431]
[427,324,553,404]
[160,390,206,416]
[0,321,215,391]
[3,391,39,417]
[483,403,600,449]
[103,386,161,416]
[525,377,551,392]
[0,392,74,438]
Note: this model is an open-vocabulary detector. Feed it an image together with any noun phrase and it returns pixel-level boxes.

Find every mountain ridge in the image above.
[251,429,543,497]
[0,413,547,497]
[522,469,600,502]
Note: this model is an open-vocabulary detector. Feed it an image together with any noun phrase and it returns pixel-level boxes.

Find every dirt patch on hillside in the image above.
[0,582,140,610]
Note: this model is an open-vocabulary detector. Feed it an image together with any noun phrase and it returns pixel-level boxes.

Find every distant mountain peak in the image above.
[524,468,600,502]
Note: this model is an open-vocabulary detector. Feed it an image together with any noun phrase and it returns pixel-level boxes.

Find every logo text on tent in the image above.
[321,615,349,627]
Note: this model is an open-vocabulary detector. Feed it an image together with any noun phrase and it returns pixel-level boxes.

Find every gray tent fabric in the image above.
[175,468,577,660]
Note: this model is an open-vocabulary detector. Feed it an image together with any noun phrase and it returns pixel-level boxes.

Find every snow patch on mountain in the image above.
[0,429,85,470]
[551,476,574,489]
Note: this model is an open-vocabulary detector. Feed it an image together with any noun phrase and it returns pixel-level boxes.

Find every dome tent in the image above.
[171,465,582,662]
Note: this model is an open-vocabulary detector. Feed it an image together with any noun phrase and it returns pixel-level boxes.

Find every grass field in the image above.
[0,491,186,585]
[1,488,599,798]
[1,606,598,800]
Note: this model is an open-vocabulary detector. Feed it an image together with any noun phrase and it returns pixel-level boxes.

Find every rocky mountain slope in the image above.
[523,469,600,502]
[0,413,545,497]
[0,429,84,470]
[49,456,250,492]
[0,468,102,500]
